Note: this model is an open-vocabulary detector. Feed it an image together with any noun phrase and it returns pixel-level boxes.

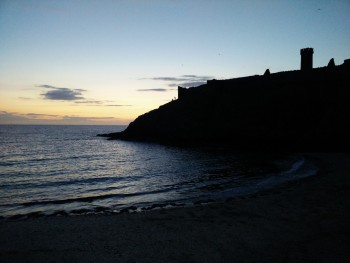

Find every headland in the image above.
[100,48,350,151]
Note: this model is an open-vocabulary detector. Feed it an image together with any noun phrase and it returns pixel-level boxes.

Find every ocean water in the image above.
[0,125,317,219]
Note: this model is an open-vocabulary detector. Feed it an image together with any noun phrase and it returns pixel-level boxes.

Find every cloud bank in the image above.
[0,111,130,125]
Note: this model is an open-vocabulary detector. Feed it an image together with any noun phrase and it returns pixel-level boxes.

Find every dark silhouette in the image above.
[328,58,335,68]
[300,48,313,71]
[264,69,270,76]
[99,49,350,151]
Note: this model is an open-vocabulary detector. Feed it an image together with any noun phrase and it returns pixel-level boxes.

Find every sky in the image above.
[1,0,349,125]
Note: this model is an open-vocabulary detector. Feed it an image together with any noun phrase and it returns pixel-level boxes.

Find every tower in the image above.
[300,48,314,71]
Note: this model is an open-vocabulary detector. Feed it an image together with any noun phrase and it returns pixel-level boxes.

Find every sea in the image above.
[0,125,317,219]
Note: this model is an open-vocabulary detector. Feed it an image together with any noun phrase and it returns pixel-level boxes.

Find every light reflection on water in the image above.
[0,125,316,218]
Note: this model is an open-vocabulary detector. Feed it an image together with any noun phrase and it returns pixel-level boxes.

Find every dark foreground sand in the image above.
[1,153,350,263]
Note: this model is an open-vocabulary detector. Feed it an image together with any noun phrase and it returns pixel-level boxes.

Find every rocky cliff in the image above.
[100,60,350,151]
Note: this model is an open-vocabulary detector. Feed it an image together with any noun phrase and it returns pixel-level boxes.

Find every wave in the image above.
[213,155,318,199]
[1,186,175,209]
[0,125,320,220]
[0,155,318,220]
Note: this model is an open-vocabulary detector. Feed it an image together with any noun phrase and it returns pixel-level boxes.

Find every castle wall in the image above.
[178,86,188,99]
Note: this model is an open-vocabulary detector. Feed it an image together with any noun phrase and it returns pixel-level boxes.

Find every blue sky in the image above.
[1,0,349,124]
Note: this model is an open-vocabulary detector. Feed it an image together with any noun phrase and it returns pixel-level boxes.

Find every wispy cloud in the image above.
[38,85,86,101]
[104,104,132,107]
[26,113,60,117]
[143,75,213,88]
[137,88,168,92]
[74,100,105,104]
[167,82,208,87]
[0,111,130,125]
[149,77,186,82]
[74,100,132,106]
[0,111,56,123]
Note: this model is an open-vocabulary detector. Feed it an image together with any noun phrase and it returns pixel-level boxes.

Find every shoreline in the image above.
[0,152,313,220]
[1,153,350,262]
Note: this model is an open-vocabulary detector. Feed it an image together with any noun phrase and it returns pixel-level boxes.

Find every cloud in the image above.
[167,82,207,88]
[182,75,198,78]
[105,105,132,107]
[145,75,213,88]
[26,113,60,118]
[178,81,208,87]
[74,100,105,104]
[74,100,132,106]
[0,110,130,125]
[137,88,168,92]
[0,111,27,122]
[38,85,86,101]
[149,77,187,82]
[39,85,58,89]
[37,84,132,106]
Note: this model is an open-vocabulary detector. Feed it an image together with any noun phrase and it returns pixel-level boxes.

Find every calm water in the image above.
[0,125,317,219]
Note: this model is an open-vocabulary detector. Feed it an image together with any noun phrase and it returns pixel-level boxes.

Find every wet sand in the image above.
[1,153,349,262]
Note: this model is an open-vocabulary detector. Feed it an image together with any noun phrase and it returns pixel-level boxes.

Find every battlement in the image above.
[300,48,314,55]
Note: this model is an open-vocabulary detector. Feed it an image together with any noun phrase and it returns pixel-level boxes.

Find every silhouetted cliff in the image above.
[100,52,350,151]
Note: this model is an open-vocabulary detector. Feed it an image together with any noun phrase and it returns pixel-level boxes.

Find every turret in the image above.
[300,48,313,71]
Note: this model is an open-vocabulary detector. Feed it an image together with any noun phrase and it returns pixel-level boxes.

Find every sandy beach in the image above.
[1,153,349,262]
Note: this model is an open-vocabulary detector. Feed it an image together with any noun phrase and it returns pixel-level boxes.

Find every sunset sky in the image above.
[1,0,349,125]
